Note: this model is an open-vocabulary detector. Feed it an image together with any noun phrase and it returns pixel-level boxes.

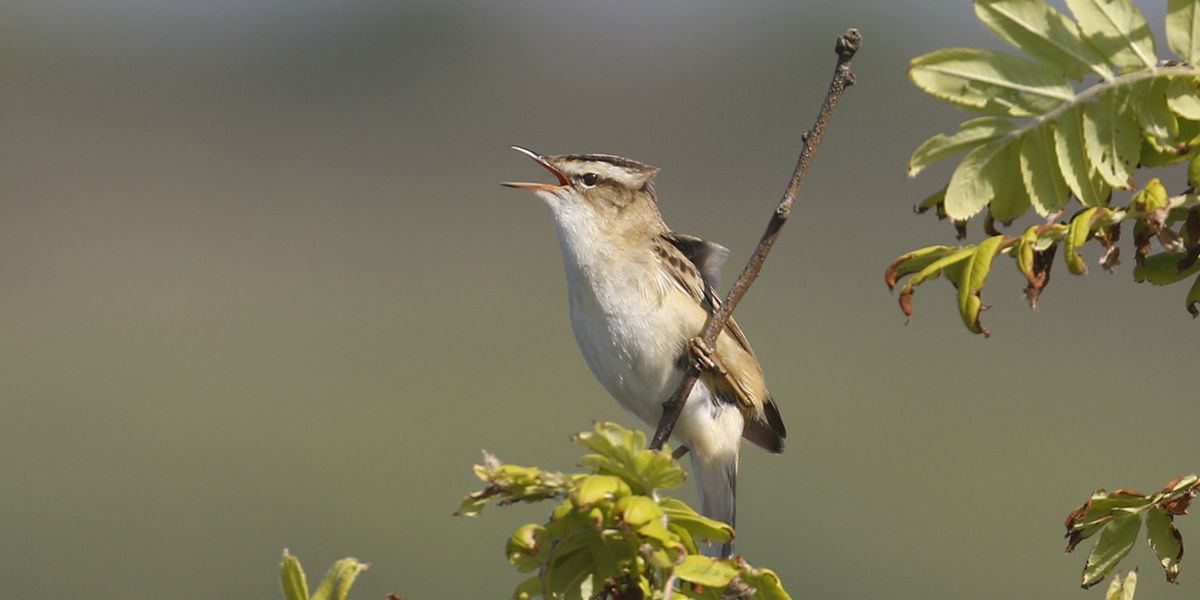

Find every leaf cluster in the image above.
[891,0,1200,334]
[1064,475,1199,588]
[280,551,368,600]
[456,422,791,600]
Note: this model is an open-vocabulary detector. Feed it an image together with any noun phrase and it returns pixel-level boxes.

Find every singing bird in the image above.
[502,146,786,556]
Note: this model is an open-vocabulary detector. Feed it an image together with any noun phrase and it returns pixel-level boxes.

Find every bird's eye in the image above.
[581,173,599,187]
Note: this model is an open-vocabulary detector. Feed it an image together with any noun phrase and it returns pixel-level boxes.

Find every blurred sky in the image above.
[1,1,1196,599]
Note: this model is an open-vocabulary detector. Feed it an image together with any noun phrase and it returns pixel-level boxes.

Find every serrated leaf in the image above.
[956,235,1008,336]
[1021,124,1072,215]
[1083,87,1140,189]
[975,0,1110,80]
[1131,78,1181,152]
[1168,0,1200,64]
[281,551,310,600]
[1134,252,1200,284]
[909,48,1073,117]
[1166,77,1200,120]
[1146,507,1183,583]
[310,558,368,600]
[1056,106,1112,206]
[946,136,1027,220]
[1082,511,1141,589]
[674,556,739,588]
[909,117,1017,177]
[1066,0,1157,71]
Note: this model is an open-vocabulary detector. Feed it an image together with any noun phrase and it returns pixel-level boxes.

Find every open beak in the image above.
[500,145,570,191]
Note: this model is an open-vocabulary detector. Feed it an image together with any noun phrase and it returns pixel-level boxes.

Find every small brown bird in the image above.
[502,146,786,556]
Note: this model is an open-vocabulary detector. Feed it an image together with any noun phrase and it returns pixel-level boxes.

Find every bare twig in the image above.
[649,28,861,450]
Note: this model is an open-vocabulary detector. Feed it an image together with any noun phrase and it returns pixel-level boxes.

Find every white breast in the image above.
[546,200,690,427]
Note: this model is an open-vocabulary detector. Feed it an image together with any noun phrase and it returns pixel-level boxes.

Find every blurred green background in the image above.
[2,1,1196,598]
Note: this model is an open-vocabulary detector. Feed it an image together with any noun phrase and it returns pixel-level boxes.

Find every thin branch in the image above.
[650,28,861,450]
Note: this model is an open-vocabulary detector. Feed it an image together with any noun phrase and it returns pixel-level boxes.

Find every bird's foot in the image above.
[688,337,726,376]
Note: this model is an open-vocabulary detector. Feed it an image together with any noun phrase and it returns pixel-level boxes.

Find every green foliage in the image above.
[456,422,792,600]
[1064,475,1199,588]
[892,0,1200,334]
[279,551,368,600]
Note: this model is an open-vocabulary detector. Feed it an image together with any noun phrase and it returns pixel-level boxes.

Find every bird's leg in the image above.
[688,337,727,376]
[672,445,690,460]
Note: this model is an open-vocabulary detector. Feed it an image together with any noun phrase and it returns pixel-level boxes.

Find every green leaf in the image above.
[1134,253,1200,284]
[909,117,1017,177]
[507,523,547,572]
[546,546,594,600]
[571,475,629,507]
[1021,124,1072,215]
[897,246,975,320]
[956,235,1007,336]
[975,0,1110,80]
[309,558,368,600]
[1065,0,1157,71]
[1122,570,1138,600]
[1146,507,1183,583]
[1083,87,1140,189]
[1128,178,1168,215]
[674,556,739,588]
[1104,574,1123,600]
[886,245,958,290]
[1131,78,1180,152]
[1168,0,1200,64]
[1055,106,1112,206]
[1082,511,1141,589]
[1190,152,1200,188]
[659,497,735,545]
[908,48,1073,117]
[1066,207,1101,274]
[280,551,310,600]
[1166,77,1200,120]
[946,136,1027,220]
[615,495,663,528]
[739,567,793,600]
[1105,571,1138,600]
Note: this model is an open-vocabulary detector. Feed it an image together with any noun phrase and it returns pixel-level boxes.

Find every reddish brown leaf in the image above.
[985,213,1001,236]
[1023,244,1057,310]
[954,219,968,241]
[1164,489,1197,516]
